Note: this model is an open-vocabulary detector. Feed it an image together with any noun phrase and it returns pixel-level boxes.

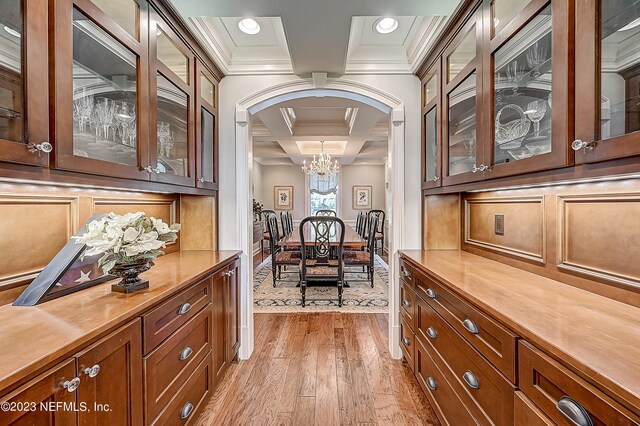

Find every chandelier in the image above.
[301,141,340,176]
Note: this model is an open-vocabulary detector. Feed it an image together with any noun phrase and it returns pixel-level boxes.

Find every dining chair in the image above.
[266,214,300,287]
[282,211,301,252]
[355,211,364,237]
[260,210,276,261]
[344,215,378,288]
[367,210,385,254]
[280,211,291,236]
[299,216,345,307]
[316,209,336,216]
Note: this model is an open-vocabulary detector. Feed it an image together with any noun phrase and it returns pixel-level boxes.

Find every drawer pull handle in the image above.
[62,377,80,392]
[556,396,593,426]
[426,377,437,391]
[426,326,437,339]
[462,370,479,389]
[180,401,194,420]
[177,302,192,316]
[402,299,410,308]
[402,269,411,278]
[462,318,479,334]
[179,345,193,361]
[83,364,101,378]
[402,337,410,346]
[425,288,436,299]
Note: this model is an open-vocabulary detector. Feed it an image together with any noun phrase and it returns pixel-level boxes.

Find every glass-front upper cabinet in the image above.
[53,0,150,180]
[0,0,49,167]
[575,0,640,164]
[443,10,484,186]
[195,60,218,189]
[149,10,195,187]
[481,0,572,178]
[422,60,441,189]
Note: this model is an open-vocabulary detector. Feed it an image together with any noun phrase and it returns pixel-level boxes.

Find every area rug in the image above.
[253,255,389,313]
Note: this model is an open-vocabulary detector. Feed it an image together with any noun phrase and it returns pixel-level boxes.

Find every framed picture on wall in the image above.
[274,186,293,210]
[352,185,372,209]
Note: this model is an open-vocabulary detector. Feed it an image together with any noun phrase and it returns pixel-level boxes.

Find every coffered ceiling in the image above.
[171,0,462,75]
[252,97,388,166]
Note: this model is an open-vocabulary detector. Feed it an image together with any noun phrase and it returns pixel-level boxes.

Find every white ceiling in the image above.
[252,97,388,166]
[172,0,462,75]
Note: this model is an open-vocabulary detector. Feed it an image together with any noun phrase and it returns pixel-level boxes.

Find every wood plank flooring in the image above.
[195,313,440,426]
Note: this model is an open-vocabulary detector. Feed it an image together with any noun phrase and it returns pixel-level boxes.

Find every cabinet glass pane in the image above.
[448,72,477,176]
[157,73,188,177]
[600,0,640,140]
[425,107,438,181]
[200,74,215,106]
[72,8,138,167]
[424,73,437,106]
[447,25,475,82]
[91,0,139,40]
[201,108,214,182]
[491,0,532,36]
[157,26,188,84]
[0,0,24,143]
[493,4,552,165]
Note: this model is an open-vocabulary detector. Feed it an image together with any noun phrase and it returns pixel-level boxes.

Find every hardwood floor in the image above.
[195,313,440,426]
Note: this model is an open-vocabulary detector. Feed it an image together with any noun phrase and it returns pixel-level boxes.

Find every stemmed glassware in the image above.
[505,61,525,96]
[157,121,173,157]
[463,129,476,157]
[114,101,136,146]
[93,97,114,140]
[74,88,94,133]
[526,42,547,78]
[524,100,547,139]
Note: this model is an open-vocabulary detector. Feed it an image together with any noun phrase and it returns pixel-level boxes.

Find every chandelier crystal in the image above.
[301,141,340,176]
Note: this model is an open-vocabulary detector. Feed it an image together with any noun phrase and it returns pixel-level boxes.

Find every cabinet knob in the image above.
[179,345,193,361]
[462,318,479,334]
[426,326,437,339]
[572,139,596,152]
[556,396,593,426]
[472,165,479,173]
[198,177,205,183]
[402,337,410,346]
[153,166,162,174]
[462,370,479,389]
[402,299,410,308]
[143,165,153,173]
[426,376,437,391]
[62,377,81,392]
[433,176,440,181]
[401,269,411,278]
[83,364,100,378]
[180,401,194,420]
[177,302,192,316]
[27,141,53,154]
[425,288,436,299]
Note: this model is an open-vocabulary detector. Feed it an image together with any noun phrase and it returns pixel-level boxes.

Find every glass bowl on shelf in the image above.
[507,146,534,160]
[525,139,552,156]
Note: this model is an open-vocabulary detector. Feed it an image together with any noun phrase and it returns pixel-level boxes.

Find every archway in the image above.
[234,77,406,360]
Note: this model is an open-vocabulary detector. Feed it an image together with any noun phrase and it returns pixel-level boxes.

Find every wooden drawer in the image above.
[515,391,554,426]
[150,353,213,426]
[143,276,212,353]
[399,257,415,287]
[519,341,640,426]
[415,296,515,425]
[400,281,416,331]
[414,337,478,426]
[400,318,415,372]
[144,305,212,421]
[414,268,517,382]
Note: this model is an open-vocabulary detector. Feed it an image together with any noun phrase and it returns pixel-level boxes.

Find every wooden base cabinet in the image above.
[0,319,143,426]
[213,258,240,384]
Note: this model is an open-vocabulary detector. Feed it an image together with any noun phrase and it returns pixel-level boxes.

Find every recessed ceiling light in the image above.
[3,25,21,38]
[238,18,261,35]
[619,17,640,32]
[375,17,398,34]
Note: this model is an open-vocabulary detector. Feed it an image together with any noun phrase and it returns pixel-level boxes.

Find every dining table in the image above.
[279,224,367,248]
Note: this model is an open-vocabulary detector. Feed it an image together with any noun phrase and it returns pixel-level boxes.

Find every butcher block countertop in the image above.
[400,249,640,415]
[0,250,241,394]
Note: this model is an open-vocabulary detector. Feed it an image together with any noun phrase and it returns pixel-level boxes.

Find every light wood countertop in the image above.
[0,250,240,394]
[400,250,640,416]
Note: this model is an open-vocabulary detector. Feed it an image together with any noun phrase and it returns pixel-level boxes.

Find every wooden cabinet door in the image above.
[0,0,50,167]
[76,319,143,426]
[195,60,219,190]
[422,59,442,189]
[574,0,640,164]
[0,359,77,425]
[225,260,240,363]
[211,267,227,383]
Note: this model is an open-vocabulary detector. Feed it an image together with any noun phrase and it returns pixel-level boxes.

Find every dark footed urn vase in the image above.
[110,259,154,294]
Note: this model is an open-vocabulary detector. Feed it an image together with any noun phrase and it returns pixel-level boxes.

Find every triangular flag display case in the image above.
[13,214,114,306]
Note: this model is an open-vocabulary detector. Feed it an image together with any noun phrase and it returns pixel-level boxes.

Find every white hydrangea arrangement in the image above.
[73,212,181,274]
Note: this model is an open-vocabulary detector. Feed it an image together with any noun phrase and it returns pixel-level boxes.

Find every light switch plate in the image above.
[495,214,504,235]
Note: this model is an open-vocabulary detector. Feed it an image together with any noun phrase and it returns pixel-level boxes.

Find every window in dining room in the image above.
[309,173,339,215]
